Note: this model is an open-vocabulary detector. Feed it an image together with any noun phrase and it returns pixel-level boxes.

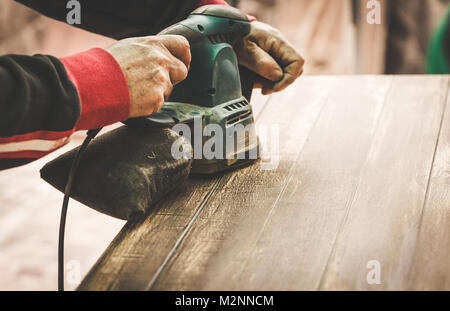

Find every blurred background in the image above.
[0,0,449,290]
[1,0,449,74]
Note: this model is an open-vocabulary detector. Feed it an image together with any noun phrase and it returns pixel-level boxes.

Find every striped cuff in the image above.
[0,130,73,159]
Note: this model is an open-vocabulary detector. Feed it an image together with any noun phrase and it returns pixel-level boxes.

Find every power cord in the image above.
[58,128,102,291]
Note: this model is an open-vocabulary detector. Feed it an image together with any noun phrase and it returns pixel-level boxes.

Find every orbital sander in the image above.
[126,5,259,174]
[41,5,260,221]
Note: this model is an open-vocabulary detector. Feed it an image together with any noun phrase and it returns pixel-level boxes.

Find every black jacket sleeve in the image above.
[15,0,199,39]
[0,54,80,170]
[0,54,80,137]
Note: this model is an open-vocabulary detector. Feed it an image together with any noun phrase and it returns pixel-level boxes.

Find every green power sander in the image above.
[126,5,259,174]
[42,4,260,220]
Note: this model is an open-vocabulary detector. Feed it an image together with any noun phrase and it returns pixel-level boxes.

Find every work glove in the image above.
[234,21,305,95]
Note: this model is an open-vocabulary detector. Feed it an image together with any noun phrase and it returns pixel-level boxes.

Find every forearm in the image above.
[0,50,131,170]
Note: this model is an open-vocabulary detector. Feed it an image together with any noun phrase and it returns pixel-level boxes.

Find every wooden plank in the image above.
[319,76,449,290]
[81,77,336,290]
[409,78,450,290]
[150,76,388,290]
[80,76,448,291]
[78,179,218,290]
[231,76,394,291]
[77,88,271,290]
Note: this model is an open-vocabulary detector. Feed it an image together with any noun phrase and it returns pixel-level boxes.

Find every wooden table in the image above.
[78,75,450,291]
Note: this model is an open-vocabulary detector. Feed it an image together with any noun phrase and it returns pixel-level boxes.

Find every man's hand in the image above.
[234,21,305,95]
[106,35,191,118]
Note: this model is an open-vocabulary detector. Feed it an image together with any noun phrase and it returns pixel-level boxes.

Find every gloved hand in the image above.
[106,35,191,118]
[234,21,305,95]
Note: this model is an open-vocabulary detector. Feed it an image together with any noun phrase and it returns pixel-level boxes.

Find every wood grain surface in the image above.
[78,75,450,291]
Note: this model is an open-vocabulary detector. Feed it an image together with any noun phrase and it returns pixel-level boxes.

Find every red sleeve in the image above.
[61,48,131,131]
[196,0,256,21]
[197,0,229,6]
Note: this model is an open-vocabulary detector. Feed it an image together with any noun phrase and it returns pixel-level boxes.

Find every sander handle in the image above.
[125,5,255,128]
[239,65,256,103]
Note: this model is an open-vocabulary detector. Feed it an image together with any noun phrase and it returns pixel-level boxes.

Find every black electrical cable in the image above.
[58,128,102,291]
